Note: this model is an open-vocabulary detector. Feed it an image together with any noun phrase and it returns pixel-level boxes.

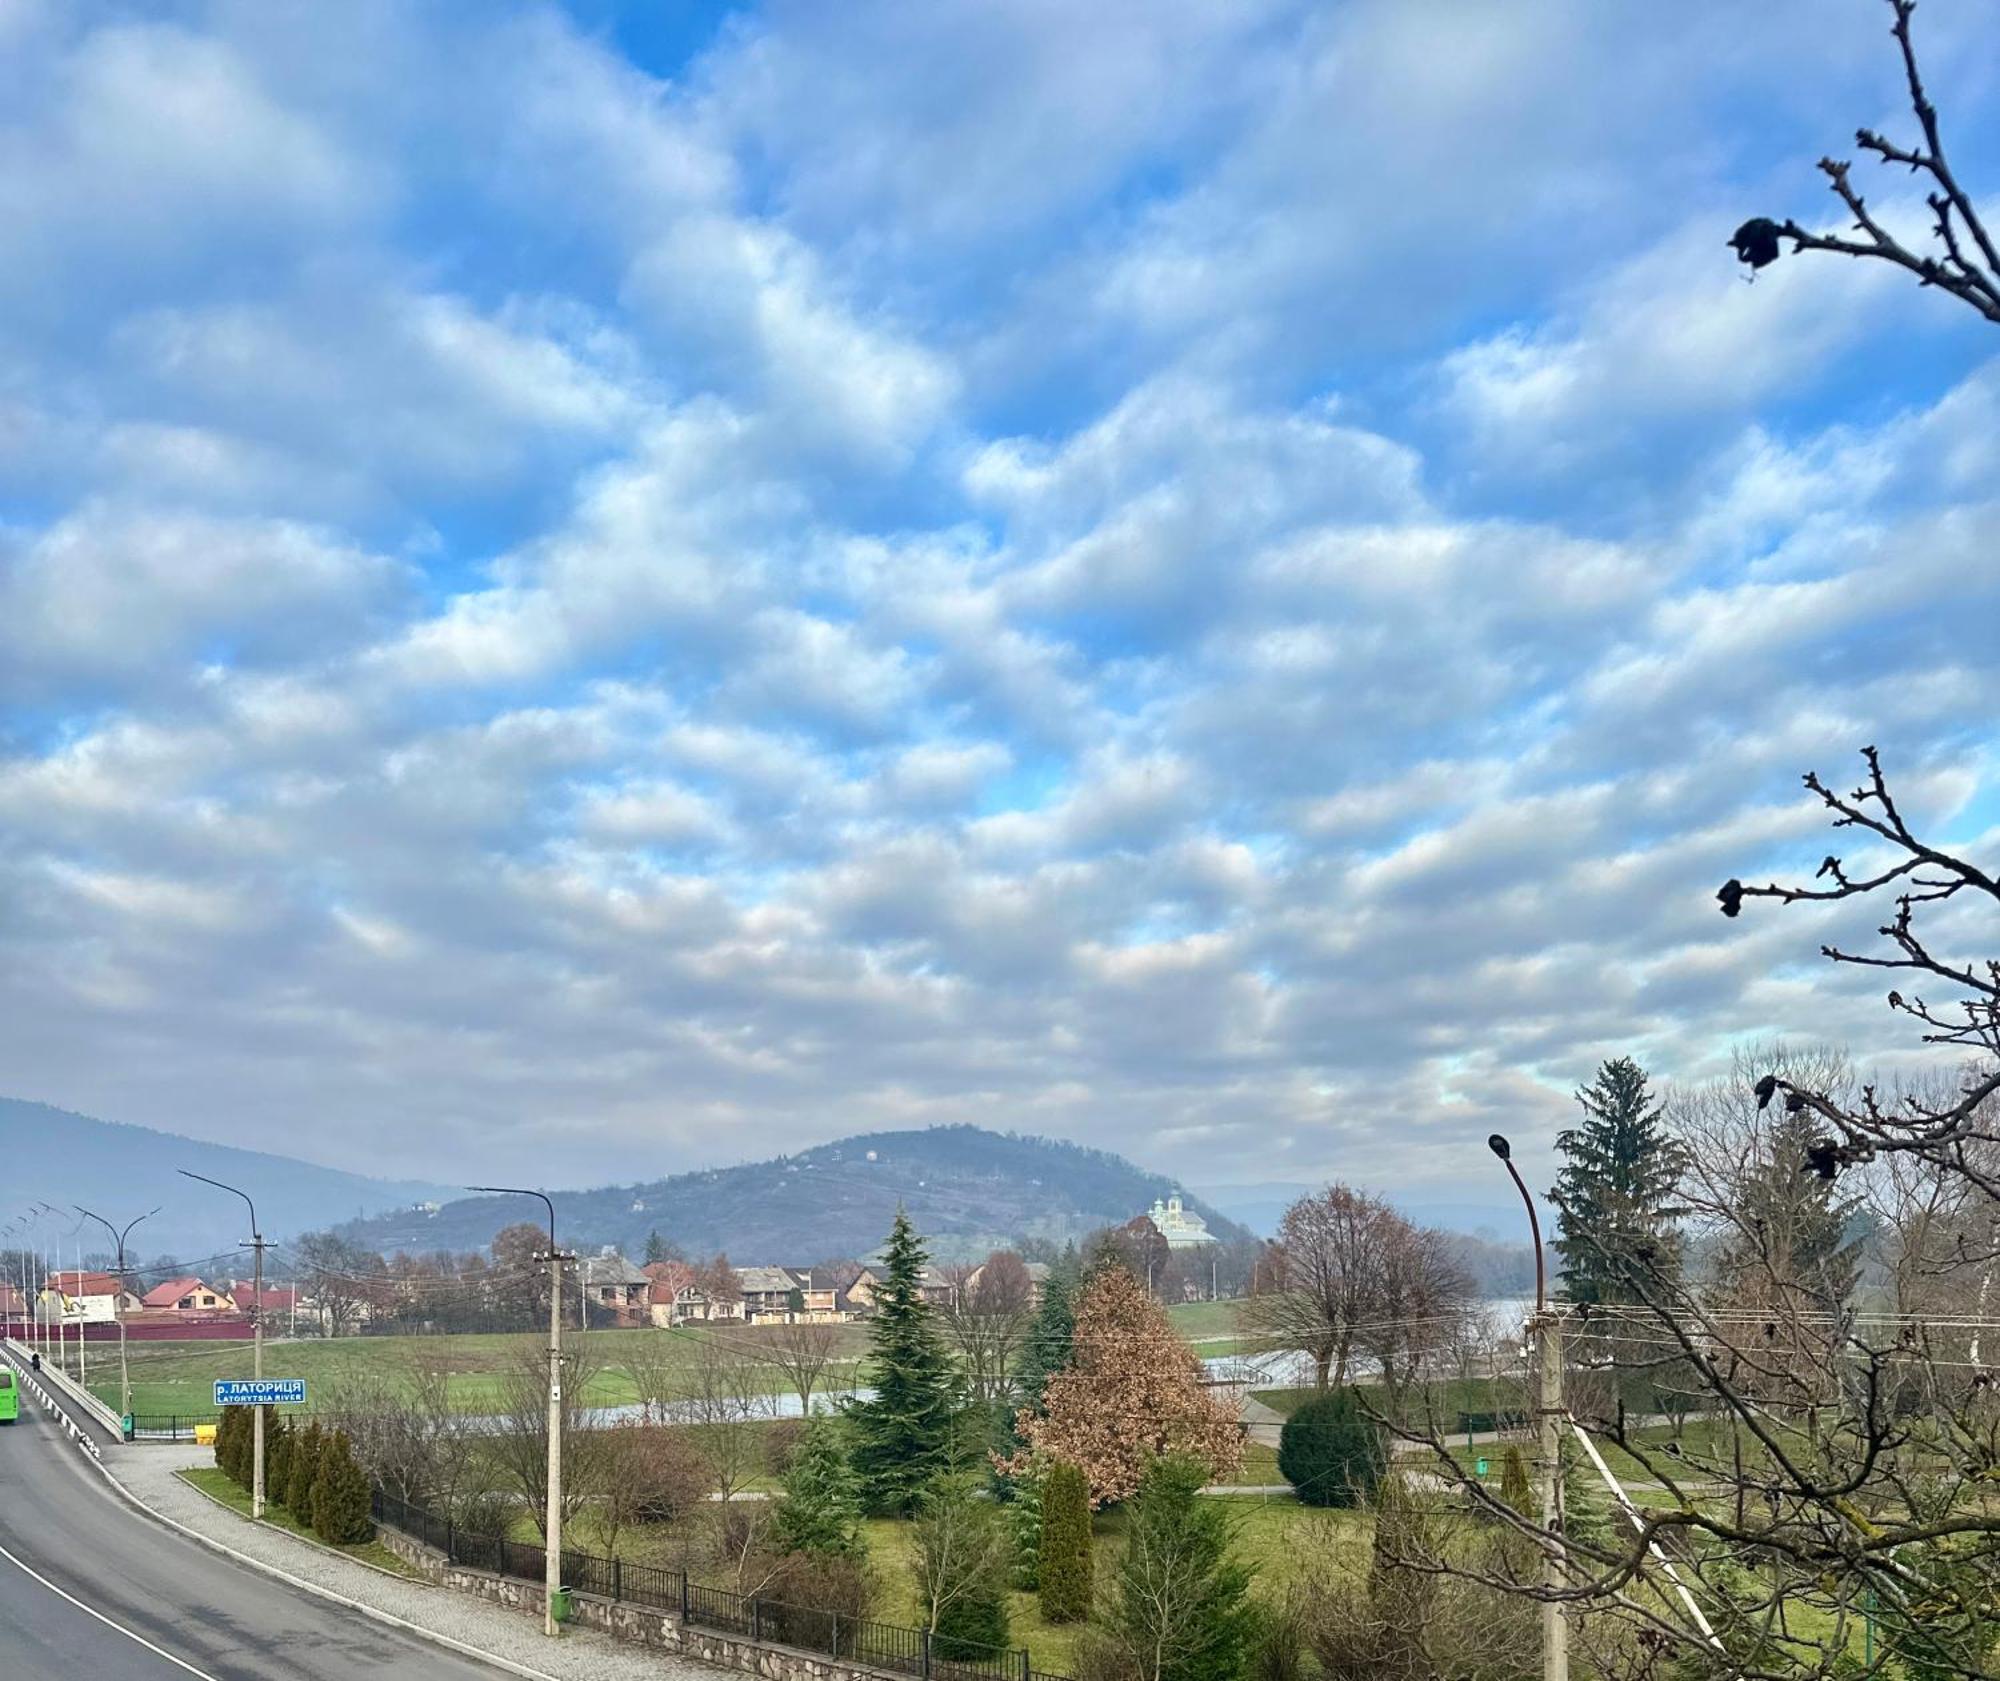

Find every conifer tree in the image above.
[846,1209,958,1515]
[1107,1455,1255,1681]
[311,1429,374,1544]
[772,1418,864,1558]
[1553,1057,1688,1305]
[1037,1459,1093,1623]
[1276,1388,1384,1508]
[266,1414,293,1512]
[287,1419,324,1521]
[1012,1251,1078,1418]
[1720,1103,1864,1306]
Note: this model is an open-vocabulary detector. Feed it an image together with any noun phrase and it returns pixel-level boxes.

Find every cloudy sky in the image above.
[4,0,1997,1209]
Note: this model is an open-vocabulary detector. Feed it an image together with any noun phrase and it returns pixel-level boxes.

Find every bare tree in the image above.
[1242,1185,1396,1387]
[750,1317,847,1415]
[322,1364,475,1513]
[489,1334,608,1538]
[1732,0,2000,326]
[620,1330,684,1423]
[937,1251,1032,1402]
[673,1334,773,1504]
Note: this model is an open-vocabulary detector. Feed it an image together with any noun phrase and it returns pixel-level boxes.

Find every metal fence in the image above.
[129,1413,221,1440]
[370,1487,1059,1681]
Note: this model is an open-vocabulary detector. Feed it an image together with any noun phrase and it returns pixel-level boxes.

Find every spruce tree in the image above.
[1012,1251,1078,1418]
[1722,1104,1863,1305]
[266,1415,293,1512]
[1110,1455,1256,1681]
[1553,1057,1688,1305]
[771,1419,864,1558]
[312,1429,374,1544]
[1037,1459,1093,1623]
[846,1209,958,1516]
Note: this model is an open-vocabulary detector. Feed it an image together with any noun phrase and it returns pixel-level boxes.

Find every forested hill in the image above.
[333,1125,1251,1265]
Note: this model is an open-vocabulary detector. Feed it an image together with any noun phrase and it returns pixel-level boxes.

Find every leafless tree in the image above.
[937,1250,1032,1402]
[619,1330,683,1423]
[321,1364,475,1512]
[672,1333,772,1504]
[749,1317,847,1415]
[1732,0,2000,326]
[489,1334,609,1538]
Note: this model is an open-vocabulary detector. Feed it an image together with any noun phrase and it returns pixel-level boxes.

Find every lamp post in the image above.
[179,1172,267,1516]
[76,1206,157,1435]
[1489,1134,1566,1681]
[471,1185,567,1637]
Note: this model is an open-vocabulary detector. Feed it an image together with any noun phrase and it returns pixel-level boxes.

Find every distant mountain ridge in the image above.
[334,1124,1253,1264]
[0,1098,460,1264]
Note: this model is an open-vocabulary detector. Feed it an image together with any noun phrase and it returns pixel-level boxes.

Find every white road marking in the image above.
[0,1535,223,1681]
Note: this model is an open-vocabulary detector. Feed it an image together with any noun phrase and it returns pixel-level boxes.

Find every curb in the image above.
[4,1352,104,1462]
[1,1346,568,1681]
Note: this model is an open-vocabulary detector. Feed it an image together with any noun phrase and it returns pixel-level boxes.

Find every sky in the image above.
[3,0,1998,1210]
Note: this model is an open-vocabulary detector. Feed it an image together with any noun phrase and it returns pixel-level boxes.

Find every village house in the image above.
[140,1277,237,1314]
[580,1253,650,1326]
[226,1282,302,1328]
[48,1270,143,1321]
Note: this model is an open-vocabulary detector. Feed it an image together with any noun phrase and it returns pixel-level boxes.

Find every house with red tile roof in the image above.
[140,1277,236,1314]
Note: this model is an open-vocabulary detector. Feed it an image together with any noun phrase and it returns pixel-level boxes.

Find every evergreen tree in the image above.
[266,1415,293,1512]
[846,1209,958,1516]
[1553,1057,1688,1305]
[1108,1454,1257,1681]
[214,1406,242,1484]
[771,1419,864,1558]
[1037,1459,1093,1623]
[287,1420,324,1520]
[311,1429,374,1544]
[1276,1389,1385,1508]
[1012,1250,1078,1418]
[912,1475,1014,1661]
[642,1229,666,1265]
[1498,1443,1534,1519]
[1721,1103,1864,1306]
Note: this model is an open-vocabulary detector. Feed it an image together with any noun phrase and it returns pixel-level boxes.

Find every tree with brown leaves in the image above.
[1005,1259,1240,1506]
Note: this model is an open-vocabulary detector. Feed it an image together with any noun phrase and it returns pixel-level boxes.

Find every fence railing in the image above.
[129,1413,221,1440]
[369,1486,1057,1681]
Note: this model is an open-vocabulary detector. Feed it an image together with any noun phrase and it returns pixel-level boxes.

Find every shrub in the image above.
[758,1550,875,1651]
[763,1416,807,1477]
[934,1579,1011,1662]
[214,1406,242,1483]
[1106,1454,1255,1681]
[1002,1465,1043,1591]
[1277,1390,1384,1508]
[311,1429,374,1545]
[286,1420,324,1521]
[1038,1460,1093,1623]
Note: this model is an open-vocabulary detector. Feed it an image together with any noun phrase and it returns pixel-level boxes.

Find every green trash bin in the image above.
[121,1414,135,1442]
[550,1587,573,1625]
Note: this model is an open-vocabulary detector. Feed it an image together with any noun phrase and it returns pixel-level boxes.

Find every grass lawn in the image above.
[178,1467,424,1577]
[92,1326,868,1420]
[1163,1300,1246,1342]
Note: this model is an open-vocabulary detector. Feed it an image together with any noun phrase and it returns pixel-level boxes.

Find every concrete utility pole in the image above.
[181,1172,268,1517]
[474,1186,568,1637]
[1489,1135,1567,1681]
[77,1205,157,1435]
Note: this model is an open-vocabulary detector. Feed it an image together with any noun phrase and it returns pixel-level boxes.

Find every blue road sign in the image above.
[214,1378,306,1407]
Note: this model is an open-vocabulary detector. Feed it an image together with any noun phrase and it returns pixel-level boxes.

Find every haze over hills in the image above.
[334,1124,1253,1265]
[0,1098,460,1265]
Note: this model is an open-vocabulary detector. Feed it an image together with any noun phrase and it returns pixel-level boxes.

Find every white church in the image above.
[1146,1192,1216,1250]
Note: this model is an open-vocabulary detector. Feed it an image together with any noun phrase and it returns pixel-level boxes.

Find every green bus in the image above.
[0,1367,17,1423]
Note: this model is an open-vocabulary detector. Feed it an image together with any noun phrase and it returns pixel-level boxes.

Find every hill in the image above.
[334,1124,1252,1264]
[0,1097,459,1266]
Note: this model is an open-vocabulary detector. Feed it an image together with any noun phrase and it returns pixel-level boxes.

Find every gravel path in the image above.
[108,1444,719,1681]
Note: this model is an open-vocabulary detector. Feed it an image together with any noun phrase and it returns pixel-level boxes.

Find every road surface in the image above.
[0,1398,515,1680]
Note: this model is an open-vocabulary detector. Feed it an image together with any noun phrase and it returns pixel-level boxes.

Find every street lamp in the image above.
[471,1185,568,1638]
[179,1172,268,1517]
[1488,1134,1565,1681]
[76,1205,158,1435]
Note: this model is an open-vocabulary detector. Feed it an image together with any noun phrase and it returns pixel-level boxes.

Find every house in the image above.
[140,1277,237,1314]
[1146,1193,1216,1250]
[843,1264,960,1313]
[0,1284,25,1319]
[227,1283,301,1325]
[963,1257,1051,1307]
[735,1265,803,1321]
[48,1270,142,1321]
[581,1253,650,1326]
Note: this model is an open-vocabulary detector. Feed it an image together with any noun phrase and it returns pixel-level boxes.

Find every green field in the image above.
[1162,1298,1248,1342]
[89,1325,868,1420]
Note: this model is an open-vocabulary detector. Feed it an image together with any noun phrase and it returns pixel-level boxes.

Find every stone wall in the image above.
[372,1526,976,1681]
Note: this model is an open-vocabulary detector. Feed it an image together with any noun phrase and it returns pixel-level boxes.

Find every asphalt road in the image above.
[0,1401,515,1681]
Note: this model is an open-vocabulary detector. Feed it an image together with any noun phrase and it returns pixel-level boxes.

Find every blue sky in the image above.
[2,0,1996,1206]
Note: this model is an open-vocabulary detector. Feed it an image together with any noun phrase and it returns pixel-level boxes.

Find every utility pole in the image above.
[181,1172,268,1517]
[77,1205,157,1436]
[1489,1134,1567,1681]
[474,1186,568,1637]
